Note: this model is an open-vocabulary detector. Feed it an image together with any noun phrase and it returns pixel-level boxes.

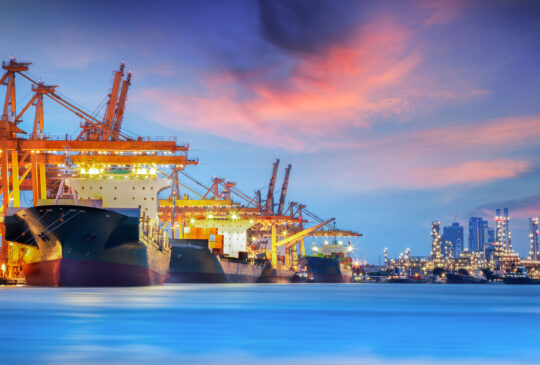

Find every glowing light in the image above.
[231,213,238,220]
[190,218,195,223]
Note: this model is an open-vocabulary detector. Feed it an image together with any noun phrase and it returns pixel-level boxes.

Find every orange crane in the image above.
[111,70,131,141]
[265,158,279,213]
[277,164,291,215]
[0,58,197,280]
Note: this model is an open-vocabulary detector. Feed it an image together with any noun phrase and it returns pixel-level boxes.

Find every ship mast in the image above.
[54,147,78,205]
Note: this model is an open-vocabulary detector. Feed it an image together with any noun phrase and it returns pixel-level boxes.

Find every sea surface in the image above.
[1,283,540,364]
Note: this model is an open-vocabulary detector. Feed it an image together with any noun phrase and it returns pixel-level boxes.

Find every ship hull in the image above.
[503,277,540,285]
[167,239,227,283]
[23,258,166,287]
[298,256,349,283]
[219,257,265,283]
[167,239,284,283]
[5,205,170,287]
[446,273,486,284]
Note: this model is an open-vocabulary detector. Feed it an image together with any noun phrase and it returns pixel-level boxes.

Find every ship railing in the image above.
[139,220,170,251]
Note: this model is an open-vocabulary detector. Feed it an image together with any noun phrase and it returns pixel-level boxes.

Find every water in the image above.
[1,284,540,364]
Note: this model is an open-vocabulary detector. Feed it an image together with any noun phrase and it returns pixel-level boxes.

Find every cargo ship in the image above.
[294,240,354,283]
[5,170,171,287]
[167,238,288,283]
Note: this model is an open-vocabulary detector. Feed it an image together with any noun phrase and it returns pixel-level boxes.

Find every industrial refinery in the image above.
[383,208,540,284]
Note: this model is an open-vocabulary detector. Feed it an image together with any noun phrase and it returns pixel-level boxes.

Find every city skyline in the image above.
[2,0,540,259]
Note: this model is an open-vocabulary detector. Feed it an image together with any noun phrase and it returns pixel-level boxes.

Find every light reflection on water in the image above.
[1,284,540,364]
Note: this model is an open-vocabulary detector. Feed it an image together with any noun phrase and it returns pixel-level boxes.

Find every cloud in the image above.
[310,116,540,192]
[392,159,529,189]
[474,194,540,220]
[257,0,363,54]
[134,13,486,152]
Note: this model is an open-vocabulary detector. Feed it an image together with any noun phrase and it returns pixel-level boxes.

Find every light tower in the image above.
[384,247,388,268]
[529,218,539,261]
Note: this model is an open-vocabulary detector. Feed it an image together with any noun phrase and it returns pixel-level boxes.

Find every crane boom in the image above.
[111,71,131,141]
[271,218,335,267]
[101,63,124,140]
[275,218,335,248]
[265,159,279,213]
[277,164,291,215]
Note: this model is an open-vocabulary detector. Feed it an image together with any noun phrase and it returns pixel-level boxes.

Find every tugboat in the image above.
[5,162,171,287]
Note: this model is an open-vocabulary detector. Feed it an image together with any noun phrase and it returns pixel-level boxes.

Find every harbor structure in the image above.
[0,58,360,284]
[0,58,196,281]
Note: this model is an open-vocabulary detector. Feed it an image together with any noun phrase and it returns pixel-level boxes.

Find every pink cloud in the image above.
[133,15,486,152]
[399,159,529,189]
[313,116,539,191]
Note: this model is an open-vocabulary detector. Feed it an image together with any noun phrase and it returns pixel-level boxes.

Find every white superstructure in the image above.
[69,173,169,221]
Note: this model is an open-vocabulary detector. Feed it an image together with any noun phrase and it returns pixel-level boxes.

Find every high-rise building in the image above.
[442,222,464,258]
[486,228,495,244]
[529,218,539,261]
[469,217,488,251]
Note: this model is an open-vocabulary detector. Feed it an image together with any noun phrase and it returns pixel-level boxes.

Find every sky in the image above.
[2,0,540,261]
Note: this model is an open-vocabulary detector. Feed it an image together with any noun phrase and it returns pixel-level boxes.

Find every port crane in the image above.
[0,58,197,280]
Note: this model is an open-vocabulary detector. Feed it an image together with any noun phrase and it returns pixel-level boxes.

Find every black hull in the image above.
[504,277,540,285]
[5,205,170,286]
[446,273,487,284]
[299,256,347,283]
[167,239,290,283]
[167,239,227,283]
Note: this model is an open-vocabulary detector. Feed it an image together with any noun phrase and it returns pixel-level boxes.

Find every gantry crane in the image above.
[0,58,197,279]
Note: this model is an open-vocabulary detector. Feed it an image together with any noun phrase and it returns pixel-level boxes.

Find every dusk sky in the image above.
[2,0,540,261]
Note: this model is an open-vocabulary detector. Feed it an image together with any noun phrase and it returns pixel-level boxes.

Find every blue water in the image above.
[1,284,540,364]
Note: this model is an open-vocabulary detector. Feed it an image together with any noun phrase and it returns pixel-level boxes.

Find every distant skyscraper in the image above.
[487,228,495,243]
[469,217,488,251]
[442,222,464,258]
[529,218,539,261]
